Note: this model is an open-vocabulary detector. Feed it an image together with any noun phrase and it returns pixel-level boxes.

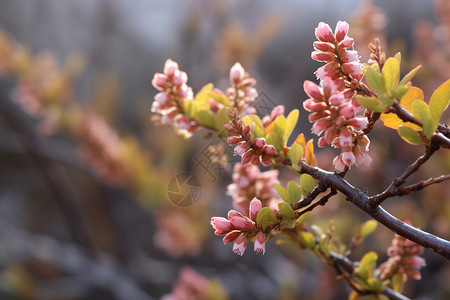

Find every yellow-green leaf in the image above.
[284,109,299,145]
[278,202,295,220]
[356,95,386,112]
[398,125,425,145]
[382,57,400,93]
[299,174,315,195]
[298,231,315,249]
[197,110,215,128]
[399,65,422,86]
[391,273,405,293]
[289,143,303,167]
[266,131,284,151]
[274,116,287,145]
[287,181,303,206]
[400,86,424,111]
[214,108,230,132]
[207,91,231,107]
[412,100,435,139]
[256,207,277,230]
[359,220,377,238]
[274,183,290,203]
[429,79,450,130]
[359,251,378,280]
[364,64,384,94]
[242,115,264,138]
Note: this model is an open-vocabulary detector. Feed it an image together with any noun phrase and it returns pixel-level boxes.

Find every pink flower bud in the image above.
[262,144,276,155]
[313,41,334,52]
[270,105,285,119]
[345,50,360,63]
[339,104,355,119]
[234,142,250,156]
[329,93,345,106]
[254,231,266,254]
[228,210,244,220]
[339,128,353,147]
[250,155,260,166]
[339,37,354,48]
[347,117,368,130]
[230,216,255,231]
[230,62,245,84]
[342,62,362,77]
[211,217,233,235]
[342,151,356,166]
[318,137,329,147]
[260,153,272,166]
[312,119,332,135]
[152,73,167,89]
[227,135,242,145]
[233,234,248,256]
[355,151,372,166]
[163,59,179,76]
[241,149,254,165]
[303,80,322,100]
[223,230,241,244]
[406,256,426,268]
[311,51,336,62]
[172,70,186,86]
[243,125,251,140]
[315,22,335,43]
[333,156,346,172]
[249,197,262,222]
[303,99,327,112]
[253,138,266,149]
[224,123,235,133]
[324,127,339,144]
[335,21,349,42]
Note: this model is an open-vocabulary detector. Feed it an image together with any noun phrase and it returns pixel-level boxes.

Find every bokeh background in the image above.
[0,0,449,299]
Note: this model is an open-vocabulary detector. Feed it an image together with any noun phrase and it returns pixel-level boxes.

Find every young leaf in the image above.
[287,181,303,206]
[398,125,426,145]
[359,251,378,280]
[382,57,400,93]
[256,207,277,230]
[306,139,317,166]
[356,95,386,112]
[429,79,450,129]
[284,109,299,145]
[412,100,435,139]
[288,143,303,167]
[274,116,287,145]
[399,65,422,87]
[298,231,315,249]
[207,91,231,107]
[278,202,295,220]
[215,108,230,131]
[274,183,290,203]
[242,115,264,138]
[391,273,405,293]
[364,64,384,94]
[197,110,215,128]
[299,174,315,195]
[266,131,284,151]
[359,220,378,238]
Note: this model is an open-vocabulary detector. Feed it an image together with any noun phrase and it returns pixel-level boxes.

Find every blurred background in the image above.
[0,0,449,299]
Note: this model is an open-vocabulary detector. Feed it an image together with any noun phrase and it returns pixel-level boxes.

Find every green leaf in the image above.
[256,207,277,230]
[274,183,290,203]
[394,52,401,65]
[359,220,378,238]
[392,85,410,100]
[287,181,303,206]
[398,125,425,145]
[274,116,287,145]
[364,64,385,94]
[367,278,384,293]
[296,211,311,224]
[378,94,394,106]
[356,95,386,112]
[412,100,435,139]
[288,143,303,167]
[359,251,378,280]
[382,57,400,93]
[183,99,194,117]
[429,79,450,131]
[399,65,422,86]
[284,109,299,145]
[310,224,324,237]
[391,273,405,293]
[278,202,295,220]
[299,174,315,195]
[298,231,315,249]
[242,115,264,138]
[197,110,215,128]
[214,108,230,131]
[266,131,284,152]
[207,91,231,107]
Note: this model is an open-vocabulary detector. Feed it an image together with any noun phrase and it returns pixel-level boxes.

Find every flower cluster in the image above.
[304,22,371,171]
[76,113,127,186]
[211,198,267,255]
[152,59,198,137]
[225,110,276,166]
[312,21,363,82]
[226,62,258,115]
[379,222,426,281]
[227,163,280,215]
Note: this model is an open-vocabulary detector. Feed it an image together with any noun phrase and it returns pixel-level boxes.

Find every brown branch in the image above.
[369,143,440,207]
[397,174,450,195]
[295,162,450,259]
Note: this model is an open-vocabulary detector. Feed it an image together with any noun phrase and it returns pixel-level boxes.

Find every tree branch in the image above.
[295,162,450,259]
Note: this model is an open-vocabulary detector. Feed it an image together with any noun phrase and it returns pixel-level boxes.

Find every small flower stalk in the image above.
[211,198,268,256]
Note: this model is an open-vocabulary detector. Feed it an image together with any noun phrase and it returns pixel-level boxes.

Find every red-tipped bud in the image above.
[227,135,242,145]
[315,22,335,43]
[311,51,336,62]
[263,144,276,155]
[303,80,323,100]
[241,149,254,165]
[253,138,266,149]
[249,198,262,222]
[347,117,368,130]
[211,217,233,235]
[230,62,245,84]
[223,230,241,244]
[233,234,248,256]
[335,21,349,42]
[254,231,266,254]
[164,59,179,77]
[313,41,334,52]
[234,142,250,156]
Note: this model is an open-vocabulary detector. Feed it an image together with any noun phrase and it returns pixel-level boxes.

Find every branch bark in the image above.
[297,162,450,259]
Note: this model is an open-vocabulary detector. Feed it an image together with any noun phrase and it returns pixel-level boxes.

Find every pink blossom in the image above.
[233,234,248,256]
[230,62,245,84]
[249,198,262,222]
[254,231,266,254]
[211,217,233,235]
[315,22,335,43]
